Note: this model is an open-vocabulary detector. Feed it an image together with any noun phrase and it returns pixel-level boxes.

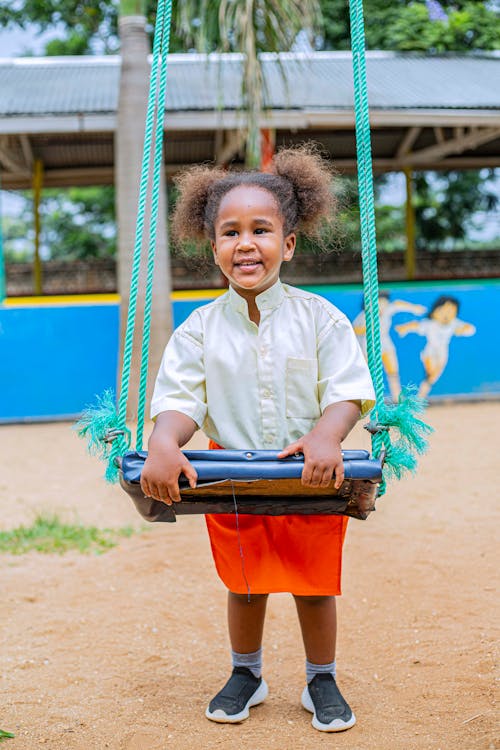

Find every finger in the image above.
[308,466,324,487]
[140,478,151,497]
[301,462,314,486]
[167,481,181,504]
[320,468,334,488]
[183,463,198,490]
[277,442,301,458]
[154,484,172,505]
[334,462,345,490]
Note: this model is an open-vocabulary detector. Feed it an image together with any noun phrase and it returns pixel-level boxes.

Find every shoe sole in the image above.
[301,686,356,732]
[205,679,269,724]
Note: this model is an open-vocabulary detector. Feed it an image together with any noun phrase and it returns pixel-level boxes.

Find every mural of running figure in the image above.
[396,295,476,399]
[353,292,427,402]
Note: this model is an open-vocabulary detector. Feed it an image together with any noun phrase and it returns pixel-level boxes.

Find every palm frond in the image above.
[174,0,322,165]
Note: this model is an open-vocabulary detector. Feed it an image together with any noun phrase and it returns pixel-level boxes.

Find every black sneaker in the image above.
[206,666,268,723]
[301,673,356,732]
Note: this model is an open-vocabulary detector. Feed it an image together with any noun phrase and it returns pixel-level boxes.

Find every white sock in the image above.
[231,647,262,678]
[306,658,336,684]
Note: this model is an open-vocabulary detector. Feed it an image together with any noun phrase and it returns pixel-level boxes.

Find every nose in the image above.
[236,231,256,250]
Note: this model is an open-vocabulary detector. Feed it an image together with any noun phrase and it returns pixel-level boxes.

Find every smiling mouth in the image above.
[234,260,262,269]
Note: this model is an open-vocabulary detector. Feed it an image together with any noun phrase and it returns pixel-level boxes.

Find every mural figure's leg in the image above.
[419,355,445,400]
[382,351,401,402]
[418,378,432,399]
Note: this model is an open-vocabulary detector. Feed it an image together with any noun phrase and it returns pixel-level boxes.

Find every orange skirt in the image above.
[205,441,349,596]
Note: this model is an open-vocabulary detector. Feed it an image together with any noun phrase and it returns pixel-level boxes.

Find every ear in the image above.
[283,233,296,262]
[211,240,219,266]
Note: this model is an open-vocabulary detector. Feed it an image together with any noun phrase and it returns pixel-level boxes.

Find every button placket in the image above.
[257,311,277,446]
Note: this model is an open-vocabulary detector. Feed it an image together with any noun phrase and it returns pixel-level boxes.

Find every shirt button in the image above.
[260,346,267,356]
[263,389,271,398]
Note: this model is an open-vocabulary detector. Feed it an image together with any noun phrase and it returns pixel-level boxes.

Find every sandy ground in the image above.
[1,402,498,750]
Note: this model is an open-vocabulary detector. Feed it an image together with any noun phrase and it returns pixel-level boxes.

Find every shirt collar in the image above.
[228,280,285,315]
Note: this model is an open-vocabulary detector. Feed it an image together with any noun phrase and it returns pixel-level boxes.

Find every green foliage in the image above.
[414,169,499,249]
[0,0,120,55]
[45,32,90,56]
[386,2,500,52]
[0,514,135,555]
[334,175,406,253]
[1,0,498,55]
[2,186,116,261]
[319,0,500,52]
[41,186,116,260]
[0,730,15,742]
[1,213,33,262]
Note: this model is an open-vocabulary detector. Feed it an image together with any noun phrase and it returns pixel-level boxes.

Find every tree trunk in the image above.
[115,9,172,427]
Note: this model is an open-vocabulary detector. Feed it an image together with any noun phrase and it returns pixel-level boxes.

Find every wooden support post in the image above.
[260,128,275,172]
[32,159,43,295]
[404,167,416,281]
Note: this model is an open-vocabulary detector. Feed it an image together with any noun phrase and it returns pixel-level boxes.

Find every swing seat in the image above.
[118,449,382,522]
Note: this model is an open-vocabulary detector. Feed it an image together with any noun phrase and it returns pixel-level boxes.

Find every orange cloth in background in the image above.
[205,440,349,596]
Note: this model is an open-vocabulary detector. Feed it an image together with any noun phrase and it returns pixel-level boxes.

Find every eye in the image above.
[254,227,268,234]
[223,229,238,237]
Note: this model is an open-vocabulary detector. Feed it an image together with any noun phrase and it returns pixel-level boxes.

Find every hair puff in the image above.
[272,144,336,236]
[172,165,227,242]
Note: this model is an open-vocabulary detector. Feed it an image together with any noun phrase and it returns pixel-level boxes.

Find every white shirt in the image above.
[151,281,376,450]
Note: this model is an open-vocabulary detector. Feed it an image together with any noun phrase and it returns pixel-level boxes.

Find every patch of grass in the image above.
[0,729,15,742]
[0,515,136,555]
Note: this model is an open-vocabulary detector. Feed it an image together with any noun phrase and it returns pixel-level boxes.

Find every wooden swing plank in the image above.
[118,449,382,523]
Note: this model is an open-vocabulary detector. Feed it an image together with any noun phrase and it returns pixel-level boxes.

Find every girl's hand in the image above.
[140,410,198,504]
[277,401,361,490]
[141,446,197,504]
[278,432,344,489]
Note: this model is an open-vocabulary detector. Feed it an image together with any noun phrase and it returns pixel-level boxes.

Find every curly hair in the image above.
[171,144,337,246]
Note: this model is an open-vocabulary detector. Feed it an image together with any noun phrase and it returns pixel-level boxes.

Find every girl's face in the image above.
[211,185,296,300]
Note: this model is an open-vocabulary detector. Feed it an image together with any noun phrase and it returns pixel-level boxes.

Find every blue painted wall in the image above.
[304,281,500,400]
[0,302,119,422]
[1,279,499,422]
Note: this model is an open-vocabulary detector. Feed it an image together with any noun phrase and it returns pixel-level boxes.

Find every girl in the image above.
[141,146,375,733]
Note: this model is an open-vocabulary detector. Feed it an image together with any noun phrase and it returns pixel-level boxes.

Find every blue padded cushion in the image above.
[121,449,381,486]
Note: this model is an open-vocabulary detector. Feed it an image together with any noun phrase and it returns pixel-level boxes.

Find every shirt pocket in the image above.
[285,357,321,419]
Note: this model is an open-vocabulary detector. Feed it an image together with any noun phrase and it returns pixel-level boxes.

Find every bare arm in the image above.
[277,400,361,489]
[393,300,427,315]
[395,320,421,337]
[140,411,198,504]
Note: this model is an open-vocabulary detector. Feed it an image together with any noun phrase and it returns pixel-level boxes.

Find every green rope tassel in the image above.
[74,390,131,483]
[366,387,434,486]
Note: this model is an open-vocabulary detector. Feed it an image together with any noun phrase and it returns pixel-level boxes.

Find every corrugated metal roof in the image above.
[0,52,499,117]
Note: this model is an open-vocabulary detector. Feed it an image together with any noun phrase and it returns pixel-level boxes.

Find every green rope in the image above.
[76,0,173,481]
[135,0,173,450]
[349,0,432,488]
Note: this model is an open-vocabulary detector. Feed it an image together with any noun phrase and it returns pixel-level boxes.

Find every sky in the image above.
[0,27,57,57]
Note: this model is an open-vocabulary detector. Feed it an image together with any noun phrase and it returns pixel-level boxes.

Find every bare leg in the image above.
[228,592,268,653]
[388,373,401,402]
[418,378,432,399]
[293,595,337,664]
[206,592,269,722]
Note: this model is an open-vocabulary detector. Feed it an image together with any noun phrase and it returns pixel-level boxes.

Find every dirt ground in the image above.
[1,402,498,750]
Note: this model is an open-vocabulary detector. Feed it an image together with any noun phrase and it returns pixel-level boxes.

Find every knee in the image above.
[293,594,334,606]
